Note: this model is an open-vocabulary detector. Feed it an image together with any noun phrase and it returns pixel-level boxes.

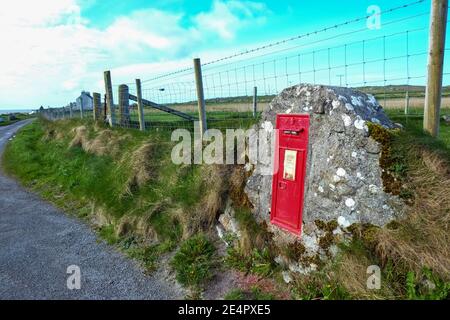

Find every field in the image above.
[122,89,450,128]
[0,113,33,127]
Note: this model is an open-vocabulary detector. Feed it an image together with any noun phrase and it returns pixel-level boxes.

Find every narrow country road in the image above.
[0,120,180,300]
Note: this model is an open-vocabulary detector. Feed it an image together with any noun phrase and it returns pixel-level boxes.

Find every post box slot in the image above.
[282,128,304,136]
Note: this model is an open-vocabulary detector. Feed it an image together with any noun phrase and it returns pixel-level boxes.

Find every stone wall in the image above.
[244,84,404,247]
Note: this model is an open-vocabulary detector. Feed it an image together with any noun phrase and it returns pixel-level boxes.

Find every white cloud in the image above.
[0,0,81,27]
[195,0,267,40]
[0,0,267,108]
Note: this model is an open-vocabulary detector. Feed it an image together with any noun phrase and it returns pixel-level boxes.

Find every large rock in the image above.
[245,84,404,235]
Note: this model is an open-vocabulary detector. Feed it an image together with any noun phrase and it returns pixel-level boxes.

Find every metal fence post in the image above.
[253,86,258,118]
[93,92,101,121]
[104,71,115,127]
[136,79,146,131]
[404,91,410,115]
[193,58,207,137]
[118,84,130,127]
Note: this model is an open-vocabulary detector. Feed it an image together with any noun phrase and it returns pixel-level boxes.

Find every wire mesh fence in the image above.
[41,0,450,130]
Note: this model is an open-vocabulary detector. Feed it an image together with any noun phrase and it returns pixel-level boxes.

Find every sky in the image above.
[0,0,444,109]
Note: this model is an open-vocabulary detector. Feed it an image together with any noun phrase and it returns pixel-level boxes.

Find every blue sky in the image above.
[0,0,444,109]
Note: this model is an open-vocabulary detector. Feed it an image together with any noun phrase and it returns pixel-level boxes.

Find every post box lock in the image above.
[271,114,310,236]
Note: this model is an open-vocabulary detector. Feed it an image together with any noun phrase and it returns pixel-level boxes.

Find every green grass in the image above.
[385,110,450,155]
[123,110,260,130]
[98,225,119,245]
[3,118,205,220]
[225,247,276,277]
[405,268,450,300]
[171,234,217,293]
[1,118,213,273]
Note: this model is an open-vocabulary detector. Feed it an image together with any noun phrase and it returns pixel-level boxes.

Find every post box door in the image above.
[270,114,309,236]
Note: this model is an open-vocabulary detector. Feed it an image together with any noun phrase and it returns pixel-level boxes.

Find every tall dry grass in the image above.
[375,147,450,279]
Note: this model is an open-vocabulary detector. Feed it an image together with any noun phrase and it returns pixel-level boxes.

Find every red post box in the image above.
[270,114,310,236]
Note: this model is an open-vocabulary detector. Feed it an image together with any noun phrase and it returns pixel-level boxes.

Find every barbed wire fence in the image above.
[41,0,450,132]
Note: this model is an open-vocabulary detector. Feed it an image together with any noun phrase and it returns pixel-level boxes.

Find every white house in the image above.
[76,91,93,111]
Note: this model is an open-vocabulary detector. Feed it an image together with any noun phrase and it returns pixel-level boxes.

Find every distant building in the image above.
[76,91,93,111]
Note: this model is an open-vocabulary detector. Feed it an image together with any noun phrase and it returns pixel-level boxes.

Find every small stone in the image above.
[282,271,292,284]
[216,225,224,239]
[275,255,285,265]
[318,186,324,193]
[289,263,302,273]
[352,152,358,158]
[422,279,436,291]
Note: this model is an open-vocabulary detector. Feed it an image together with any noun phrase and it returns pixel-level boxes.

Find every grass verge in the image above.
[1,118,225,290]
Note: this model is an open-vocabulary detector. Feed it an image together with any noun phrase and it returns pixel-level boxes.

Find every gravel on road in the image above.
[0,120,181,300]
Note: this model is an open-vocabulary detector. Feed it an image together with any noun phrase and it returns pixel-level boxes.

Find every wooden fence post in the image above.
[103,94,107,120]
[93,92,101,122]
[118,84,130,127]
[80,97,84,119]
[424,0,448,137]
[193,58,207,137]
[104,71,115,127]
[253,86,258,118]
[136,79,146,131]
[69,103,73,118]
